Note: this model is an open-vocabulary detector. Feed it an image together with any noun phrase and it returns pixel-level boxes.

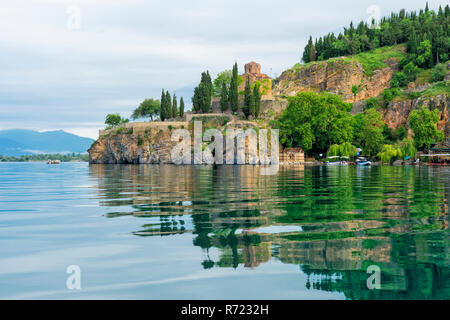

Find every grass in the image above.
[353,44,406,76]
[415,69,433,85]
[289,44,406,77]
[419,80,450,97]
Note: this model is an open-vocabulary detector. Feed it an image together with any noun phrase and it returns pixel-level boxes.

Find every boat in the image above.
[356,157,371,166]
[326,156,349,166]
[47,159,61,164]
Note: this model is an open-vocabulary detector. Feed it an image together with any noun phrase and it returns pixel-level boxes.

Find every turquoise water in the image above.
[0,162,448,299]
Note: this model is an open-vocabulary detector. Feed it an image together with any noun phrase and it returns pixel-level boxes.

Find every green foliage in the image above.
[353,108,385,156]
[131,98,161,121]
[220,80,228,112]
[390,71,408,88]
[301,5,450,71]
[172,93,178,118]
[179,97,185,117]
[431,63,447,82]
[253,82,261,118]
[399,138,417,158]
[105,114,128,127]
[243,76,252,118]
[409,105,444,149]
[378,144,403,164]
[192,71,212,113]
[416,39,433,68]
[327,142,357,157]
[160,89,172,121]
[229,63,239,112]
[213,70,232,97]
[382,88,402,107]
[276,91,353,155]
[365,97,380,109]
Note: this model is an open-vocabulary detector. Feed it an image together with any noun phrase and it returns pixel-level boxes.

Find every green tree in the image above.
[276,91,353,155]
[229,62,239,112]
[253,82,261,118]
[172,93,178,118]
[243,76,252,118]
[353,108,385,156]
[105,114,127,127]
[166,91,172,118]
[409,105,444,149]
[131,98,161,121]
[213,70,232,97]
[220,81,228,112]
[192,71,213,113]
[160,89,168,121]
[431,63,447,82]
[416,39,433,68]
[179,97,185,117]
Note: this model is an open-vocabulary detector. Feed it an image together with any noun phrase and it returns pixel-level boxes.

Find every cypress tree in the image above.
[179,97,184,117]
[220,81,228,112]
[160,89,166,121]
[253,82,261,118]
[243,76,252,118]
[309,43,316,62]
[166,91,172,118]
[172,93,177,118]
[229,62,239,113]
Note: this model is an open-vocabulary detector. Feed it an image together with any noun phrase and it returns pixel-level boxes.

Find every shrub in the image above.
[431,63,447,82]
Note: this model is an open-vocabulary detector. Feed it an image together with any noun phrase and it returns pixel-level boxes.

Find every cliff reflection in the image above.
[89,164,449,299]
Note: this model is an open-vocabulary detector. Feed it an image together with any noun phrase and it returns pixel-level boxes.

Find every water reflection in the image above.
[89,164,449,299]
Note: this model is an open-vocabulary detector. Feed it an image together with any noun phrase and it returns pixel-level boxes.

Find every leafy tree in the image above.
[131,98,161,121]
[213,70,232,97]
[229,63,239,112]
[105,114,126,127]
[399,138,417,158]
[328,142,357,157]
[276,91,353,155]
[409,105,444,149]
[220,81,228,112]
[416,39,433,68]
[179,97,185,117]
[378,144,403,164]
[431,63,447,82]
[353,108,385,156]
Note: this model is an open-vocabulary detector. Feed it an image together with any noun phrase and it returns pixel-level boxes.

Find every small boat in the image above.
[326,156,349,166]
[47,159,61,164]
[356,157,371,166]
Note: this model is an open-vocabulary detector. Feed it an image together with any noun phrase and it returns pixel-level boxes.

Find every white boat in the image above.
[47,159,61,164]
[356,157,371,166]
[326,156,349,166]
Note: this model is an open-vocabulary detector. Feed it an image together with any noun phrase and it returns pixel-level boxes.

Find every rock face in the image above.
[273,57,399,103]
[88,126,176,164]
[383,94,449,147]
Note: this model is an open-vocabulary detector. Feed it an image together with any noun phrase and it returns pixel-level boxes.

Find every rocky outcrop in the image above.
[273,57,399,103]
[88,126,177,164]
[382,94,449,146]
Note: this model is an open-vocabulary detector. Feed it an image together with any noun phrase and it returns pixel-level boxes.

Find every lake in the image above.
[0,162,448,299]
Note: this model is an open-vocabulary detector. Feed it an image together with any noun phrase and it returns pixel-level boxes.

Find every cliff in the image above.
[89,123,182,164]
[273,45,405,103]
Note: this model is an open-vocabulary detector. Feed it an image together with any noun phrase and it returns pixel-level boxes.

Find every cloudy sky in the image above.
[0,0,443,139]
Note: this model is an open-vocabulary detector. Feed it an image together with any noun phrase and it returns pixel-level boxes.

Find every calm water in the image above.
[0,162,449,299]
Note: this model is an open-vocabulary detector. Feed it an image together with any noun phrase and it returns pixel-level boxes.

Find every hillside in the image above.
[0,129,94,156]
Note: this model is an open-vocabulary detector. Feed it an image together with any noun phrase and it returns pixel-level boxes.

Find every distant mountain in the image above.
[0,129,94,156]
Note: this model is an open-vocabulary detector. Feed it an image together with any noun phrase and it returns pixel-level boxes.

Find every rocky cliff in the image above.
[273,46,404,103]
[89,125,177,164]
[382,94,449,146]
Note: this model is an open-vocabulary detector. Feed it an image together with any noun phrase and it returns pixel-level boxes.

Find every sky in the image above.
[0,0,444,139]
